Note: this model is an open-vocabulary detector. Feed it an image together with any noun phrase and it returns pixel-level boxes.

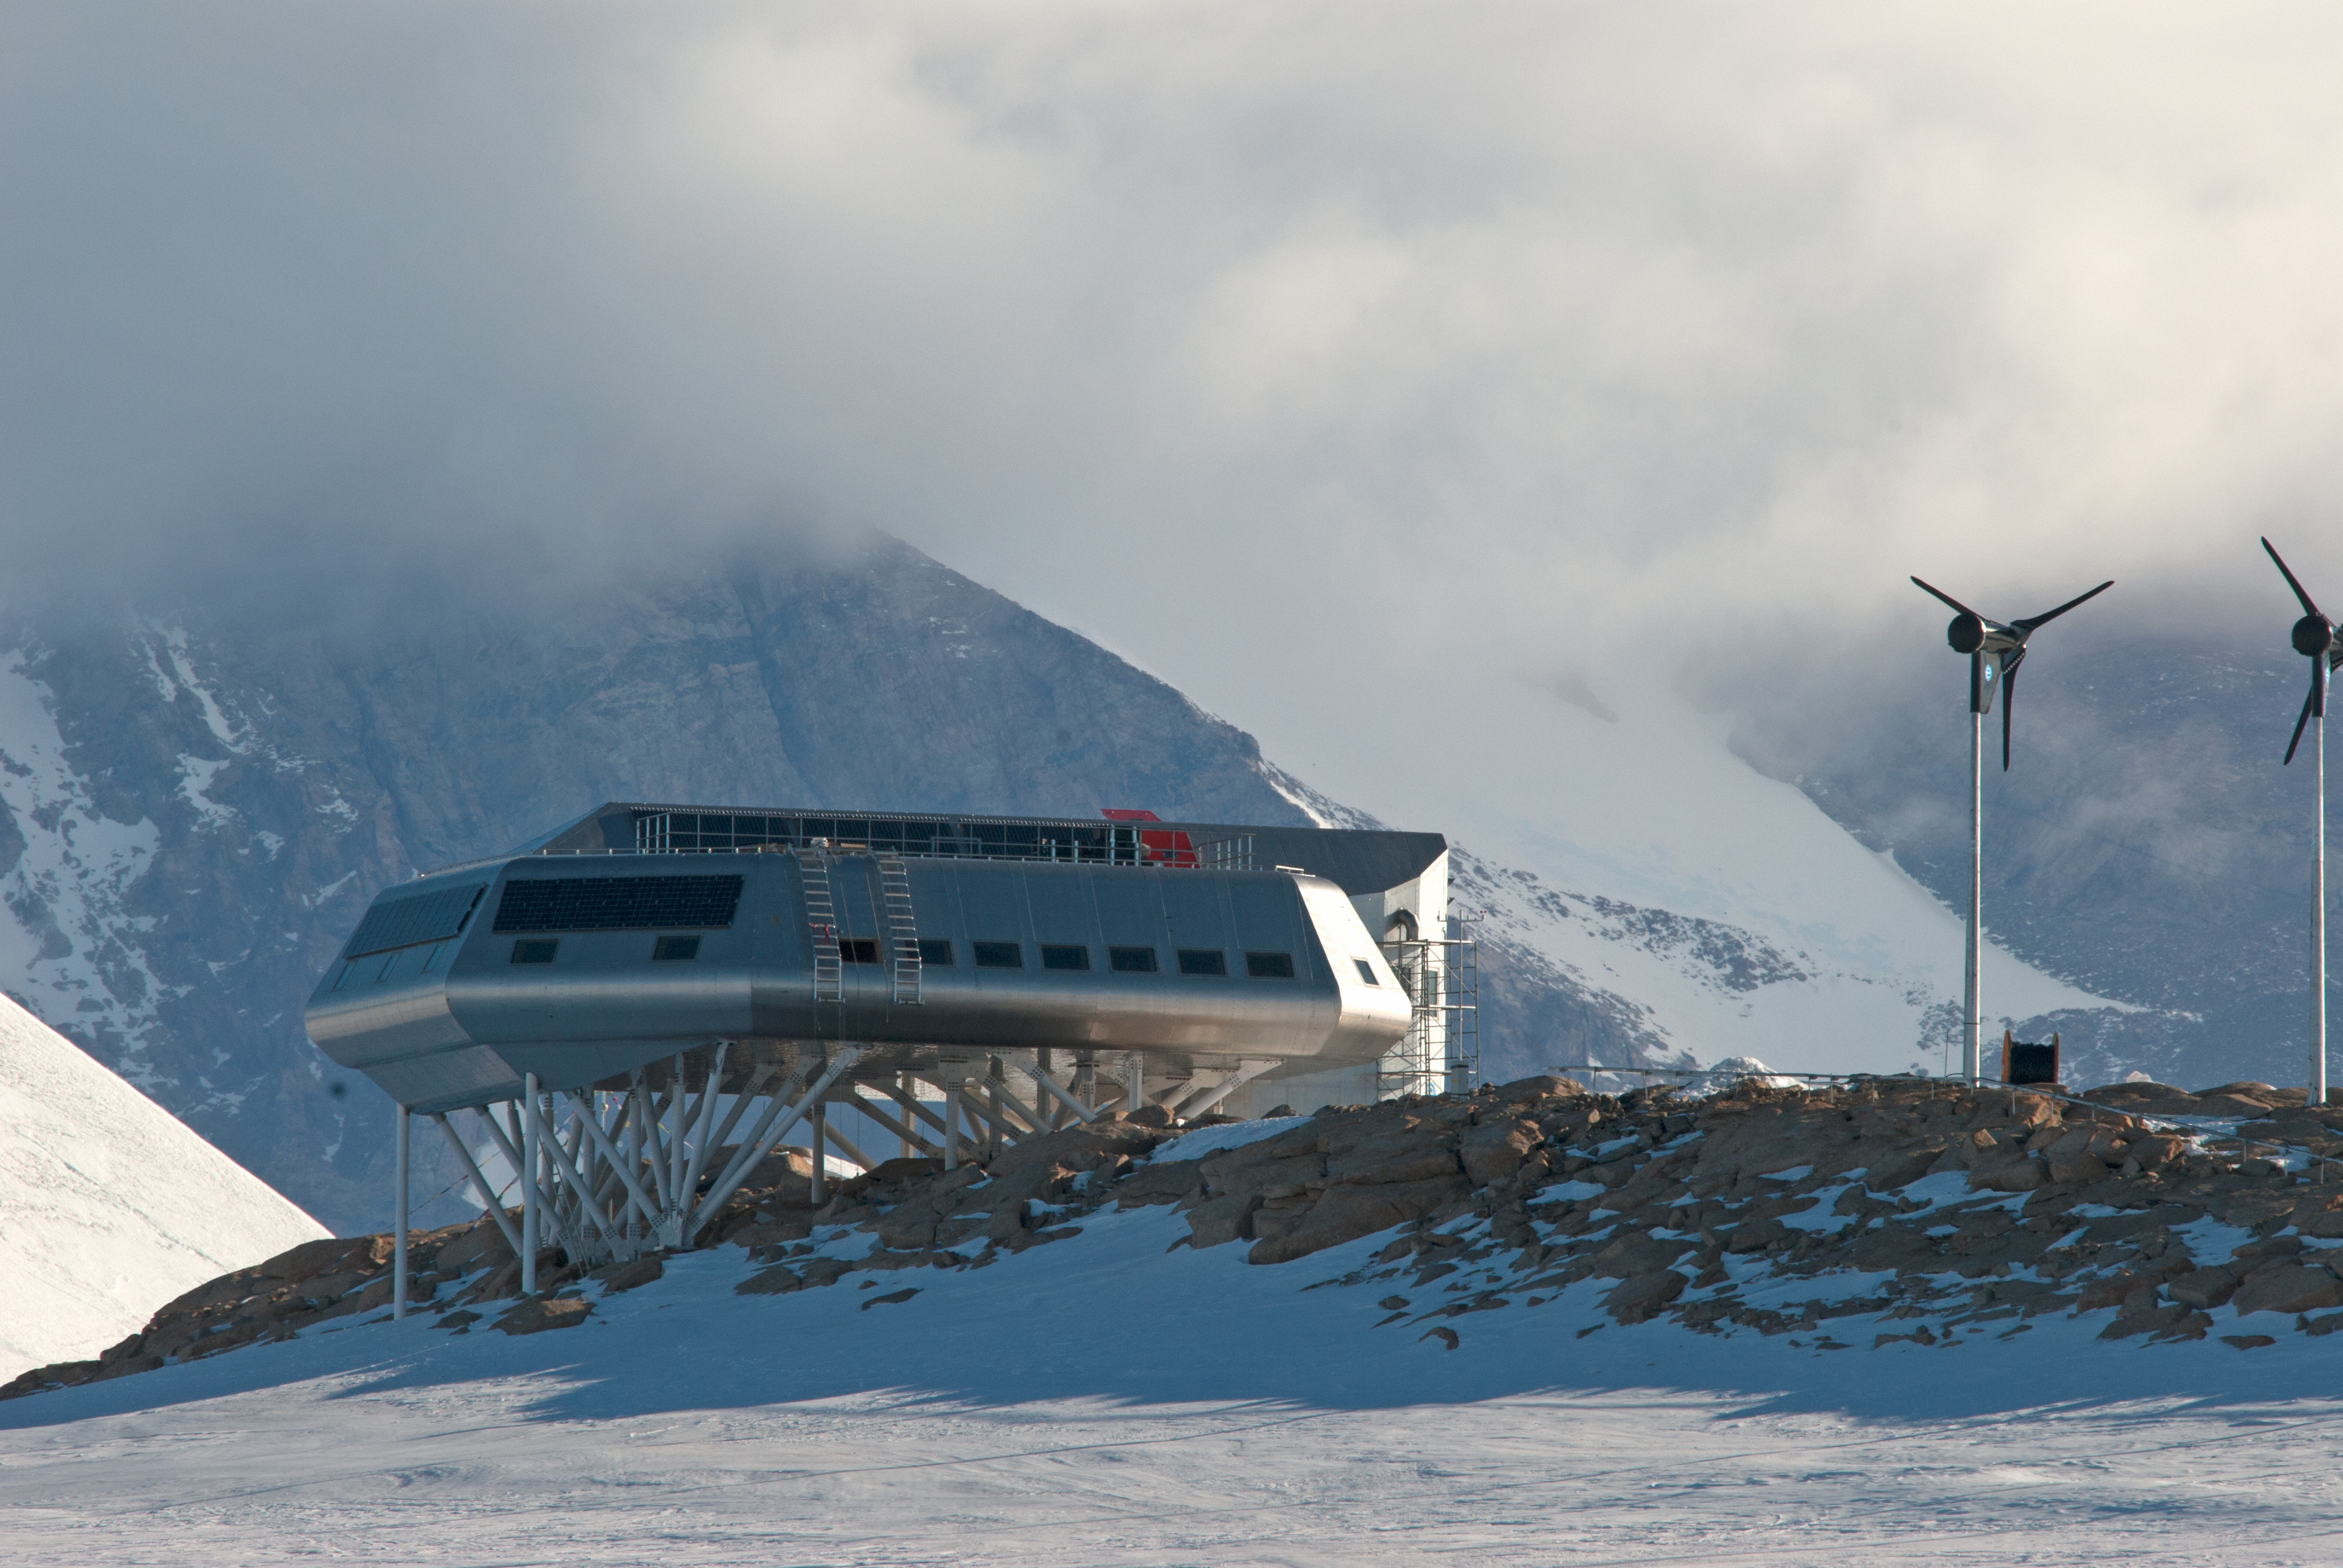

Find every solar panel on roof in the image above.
[492,875,744,933]
[342,883,486,959]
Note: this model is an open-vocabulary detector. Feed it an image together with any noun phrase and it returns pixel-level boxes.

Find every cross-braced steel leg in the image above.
[432,1112,523,1257]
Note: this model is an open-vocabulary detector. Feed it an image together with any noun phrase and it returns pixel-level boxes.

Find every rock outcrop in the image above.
[24,1068,2343,1400]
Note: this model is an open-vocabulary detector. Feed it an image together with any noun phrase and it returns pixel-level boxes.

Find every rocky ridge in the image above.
[18,1071,2343,1399]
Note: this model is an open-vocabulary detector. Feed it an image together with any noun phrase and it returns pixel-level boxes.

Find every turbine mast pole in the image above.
[1967,706,1984,1086]
[2316,706,2328,1107]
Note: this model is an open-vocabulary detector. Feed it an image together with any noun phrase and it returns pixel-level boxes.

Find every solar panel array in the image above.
[492,875,745,933]
[341,883,486,959]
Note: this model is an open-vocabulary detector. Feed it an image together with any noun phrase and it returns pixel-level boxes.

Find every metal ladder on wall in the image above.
[796,848,842,1003]
[879,856,922,1004]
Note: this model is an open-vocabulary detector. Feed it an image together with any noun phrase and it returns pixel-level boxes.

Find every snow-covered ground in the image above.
[0,994,328,1379]
[9,1183,2343,1564]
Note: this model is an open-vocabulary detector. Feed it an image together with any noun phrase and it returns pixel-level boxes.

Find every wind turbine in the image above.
[2262,537,2342,1106]
[1909,573,2114,1085]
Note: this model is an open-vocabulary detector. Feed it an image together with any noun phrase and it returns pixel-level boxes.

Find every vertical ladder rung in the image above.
[879,855,922,1005]
[796,848,842,1003]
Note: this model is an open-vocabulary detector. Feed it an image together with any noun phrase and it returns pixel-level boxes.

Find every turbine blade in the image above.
[2265,537,2323,620]
[2002,664,2016,770]
[1912,576,1984,621]
[2011,580,2114,636]
[2322,655,2331,721]
[2287,681,2316,766]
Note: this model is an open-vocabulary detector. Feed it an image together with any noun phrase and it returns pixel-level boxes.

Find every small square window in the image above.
[1109,946,1158,973]
[1246,952,1296,979]
[1041,944,1091,971]
[1176,949,1227,976]
[511,938,559,965]
[973,941,1023,969]
[653,935,701,961]
[1354,958,1379,985]
[918,938,954,966]
[839,938,880,964]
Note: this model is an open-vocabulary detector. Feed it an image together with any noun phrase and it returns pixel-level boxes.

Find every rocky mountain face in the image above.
[1733,625,2325,1089]
[0,532,1673,1233]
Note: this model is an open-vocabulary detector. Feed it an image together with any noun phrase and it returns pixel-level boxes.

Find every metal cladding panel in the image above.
[309,852,1411,1108]
[361,1044,523,1117]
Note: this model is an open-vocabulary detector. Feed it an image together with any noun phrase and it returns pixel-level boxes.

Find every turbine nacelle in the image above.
[1913,574,2114,767]
[2294,613,2336,662]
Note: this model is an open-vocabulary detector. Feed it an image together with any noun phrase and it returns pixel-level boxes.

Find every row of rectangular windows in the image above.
[506,936,1333,981]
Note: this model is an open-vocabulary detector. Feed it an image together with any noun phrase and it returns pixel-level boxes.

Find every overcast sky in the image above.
[8,2,2343,812]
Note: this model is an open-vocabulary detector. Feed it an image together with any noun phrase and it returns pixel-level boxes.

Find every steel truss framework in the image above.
[391,1042,1277,1313]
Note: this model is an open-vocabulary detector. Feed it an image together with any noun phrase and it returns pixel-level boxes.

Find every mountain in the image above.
[0,990,326,1379]
[0,529,2132,1240]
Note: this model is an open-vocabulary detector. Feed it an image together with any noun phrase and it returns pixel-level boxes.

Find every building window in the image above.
[653,935,701,961]
[1246,952,1296,979]
[1041,944,1091,971]
[1109,946,1159,973]
[839,938,880,964]
[918,938,954,966]
[973,941,1023,969]
[511,939,559,965]
[1354,959,1379,985]
[1177,949,1227,976]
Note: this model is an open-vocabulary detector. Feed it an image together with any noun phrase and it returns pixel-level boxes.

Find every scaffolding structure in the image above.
[1377,933,1478,1099]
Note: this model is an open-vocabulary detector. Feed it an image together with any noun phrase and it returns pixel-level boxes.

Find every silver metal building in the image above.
[306,803,1470,1301]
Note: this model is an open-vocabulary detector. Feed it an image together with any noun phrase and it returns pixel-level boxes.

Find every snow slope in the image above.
[0,994,329,1379]
[1306,673,2125,1077]
[7,1189,2343,1564]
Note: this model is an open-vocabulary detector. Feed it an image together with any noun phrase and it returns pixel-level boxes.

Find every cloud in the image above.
[7,2,2343,742]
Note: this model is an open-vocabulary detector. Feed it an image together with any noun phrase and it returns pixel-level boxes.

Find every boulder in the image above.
[1861,1146,1943,1191]
[1604,1269,1687,1324]
[2046,1152,2110,1186]
[1971,1157,2049,1192]
[436,1218,517,1276]
[2231,1264,2343,1318]
[1185,1192,1262,1248]
[592,1257,663,1293]
[1246,1175,1471,1265]
[493,1296,592,1335]
[1326,1132,1460,1187]
[1116,1158,1206,1208]
[2166,1266,2241,1310]
[1588,1231,1699,1279]
[1459,1118,1541,1188]
[1495,1074,1581,1104]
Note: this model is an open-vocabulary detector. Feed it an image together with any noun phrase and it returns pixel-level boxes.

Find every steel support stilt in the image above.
[809,1100,828,1206]
[942,1071,964,1170]
[393,1106,410,1321]
[520,1074,540,1295]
